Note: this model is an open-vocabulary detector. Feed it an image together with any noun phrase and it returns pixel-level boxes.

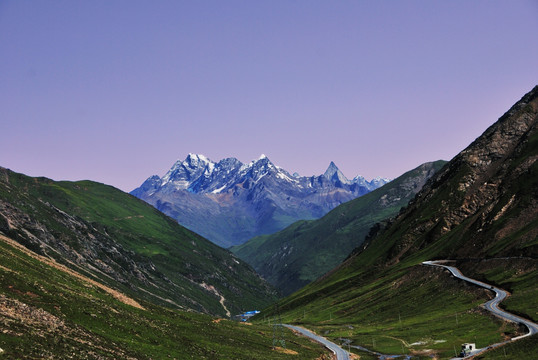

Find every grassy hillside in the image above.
[255,86,538,359]
[0,168,277,317]
[268,261,522,359]
[232,161,446,295]
[0,233,330,359]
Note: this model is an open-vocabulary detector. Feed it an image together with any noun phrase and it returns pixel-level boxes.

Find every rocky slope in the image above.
[232,160,446,295]
[0,169,277,317]
[260,86,538,359]
[365,85,538,263]
[132,154,389,247]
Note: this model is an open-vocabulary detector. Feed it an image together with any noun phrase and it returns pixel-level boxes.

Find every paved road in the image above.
[423,260,538,358]
[422,260,538,338]
[283,261,536,360]
[284,324,350,360]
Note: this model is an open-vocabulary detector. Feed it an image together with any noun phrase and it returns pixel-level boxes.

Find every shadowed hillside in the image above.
[258,86,538,359]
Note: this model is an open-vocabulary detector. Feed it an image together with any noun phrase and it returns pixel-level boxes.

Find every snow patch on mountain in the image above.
[131,154,391,247]
[144,154,388,195]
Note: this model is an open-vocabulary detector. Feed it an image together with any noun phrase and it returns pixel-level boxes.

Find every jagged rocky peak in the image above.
[323,161,349,185]
[323,162,390,189]
[248,154,276,170]
[183,153,214,171]
[352,174,367,185]
[130,175,162,197]
[160,154,215,189]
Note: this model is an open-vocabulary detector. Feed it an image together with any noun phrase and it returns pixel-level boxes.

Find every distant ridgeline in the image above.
[131,154,390,247]
[231,160,446,295]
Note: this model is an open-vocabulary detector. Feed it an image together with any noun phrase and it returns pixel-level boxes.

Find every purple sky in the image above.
[1,1,537,192]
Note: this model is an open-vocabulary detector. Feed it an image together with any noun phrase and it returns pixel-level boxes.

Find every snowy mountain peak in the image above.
[370,176,391,188]
[254,154,274,166]
[185,153,213,167]
[159,154,216,190]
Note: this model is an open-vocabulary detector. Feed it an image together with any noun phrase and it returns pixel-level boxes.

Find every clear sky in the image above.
[1,1,537,192]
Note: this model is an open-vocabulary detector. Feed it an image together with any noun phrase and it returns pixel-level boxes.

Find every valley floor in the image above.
[259,258,538,360]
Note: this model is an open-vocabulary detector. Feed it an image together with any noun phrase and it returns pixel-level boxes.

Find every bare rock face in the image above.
[0,295,65,332]
[379,85,538,262]
[0,197,158,287]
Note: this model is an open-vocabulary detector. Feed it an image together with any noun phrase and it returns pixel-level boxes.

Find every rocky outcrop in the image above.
[0,198,158,287]
[369,85,538,262]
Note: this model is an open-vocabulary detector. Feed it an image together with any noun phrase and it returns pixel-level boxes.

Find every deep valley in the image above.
[1,86,537,359]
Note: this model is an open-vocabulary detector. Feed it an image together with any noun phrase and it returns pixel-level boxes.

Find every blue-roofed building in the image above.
[234,310,260,322]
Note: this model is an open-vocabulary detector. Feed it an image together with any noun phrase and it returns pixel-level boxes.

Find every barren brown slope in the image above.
[0,234,144,310]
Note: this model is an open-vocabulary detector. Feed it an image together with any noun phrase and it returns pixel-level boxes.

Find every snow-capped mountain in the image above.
[131,154,390,247]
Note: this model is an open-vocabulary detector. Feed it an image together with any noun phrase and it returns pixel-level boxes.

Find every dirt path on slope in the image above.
[0,234,144,310]
[199,282,231,317]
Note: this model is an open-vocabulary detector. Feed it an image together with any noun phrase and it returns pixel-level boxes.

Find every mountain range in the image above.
[131,154,389,247]
[232,160,446,295]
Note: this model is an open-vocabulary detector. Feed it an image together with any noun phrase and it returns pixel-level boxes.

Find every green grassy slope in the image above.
[256,86,538,359]
[271,262,520,359]
[0,234,330,359]
[232,161,446,295]
[0,168,277,317]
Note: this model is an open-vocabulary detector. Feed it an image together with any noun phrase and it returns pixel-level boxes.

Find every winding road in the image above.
[422,260,538,357]
[283,324,350,360]
[283,261,537,360]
